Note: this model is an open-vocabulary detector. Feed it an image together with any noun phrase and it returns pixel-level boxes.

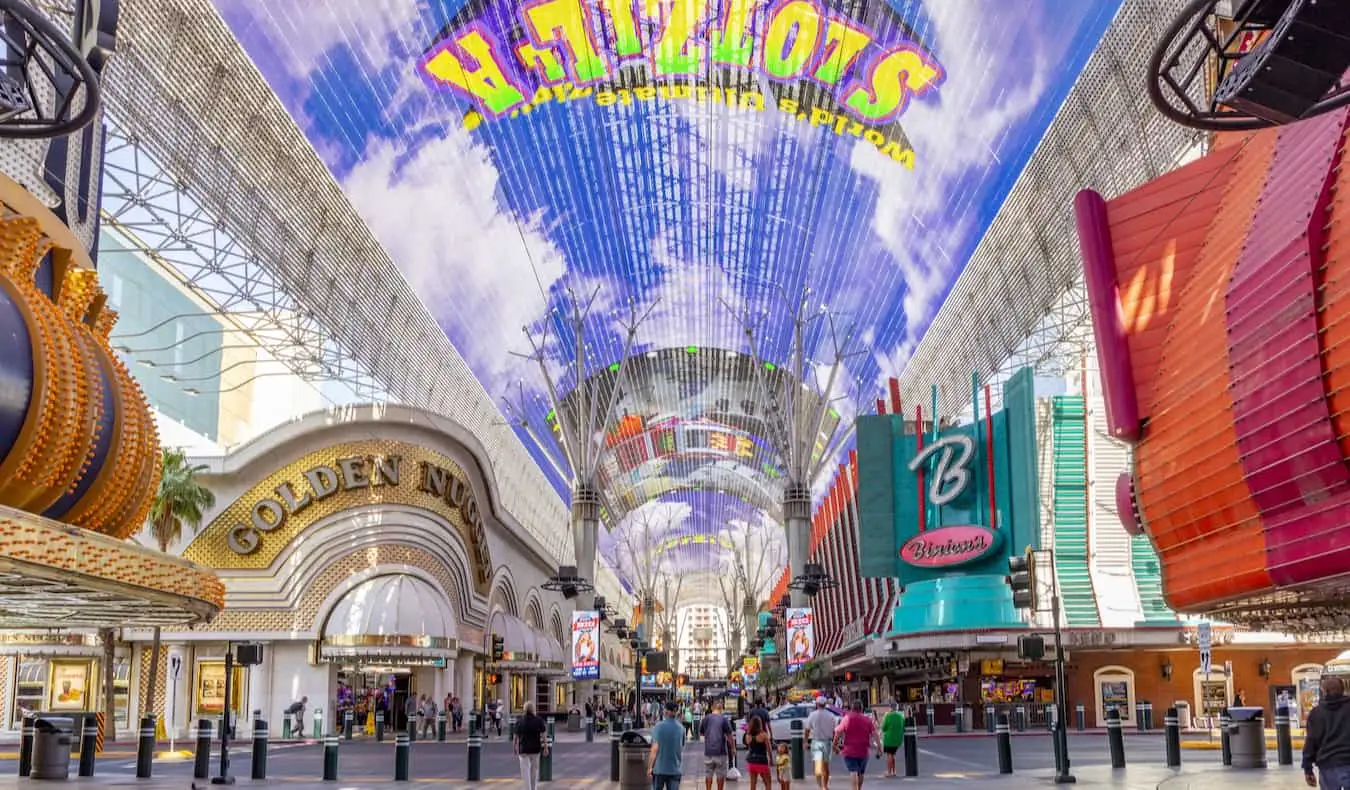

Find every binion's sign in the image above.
[899,433,1000,569]
[899,524,1002,568]
[418,0,944,141]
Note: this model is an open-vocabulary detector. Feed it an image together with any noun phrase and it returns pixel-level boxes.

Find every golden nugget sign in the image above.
[223,453,493,587]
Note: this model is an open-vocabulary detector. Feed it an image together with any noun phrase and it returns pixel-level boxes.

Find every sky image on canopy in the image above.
[213,0,1120,592]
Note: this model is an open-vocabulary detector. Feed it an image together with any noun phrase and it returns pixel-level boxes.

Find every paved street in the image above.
[0,731,1256,787]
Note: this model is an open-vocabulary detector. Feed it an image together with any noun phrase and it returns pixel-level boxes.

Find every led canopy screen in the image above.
[555,347,838,521]
[215,0,1122,587]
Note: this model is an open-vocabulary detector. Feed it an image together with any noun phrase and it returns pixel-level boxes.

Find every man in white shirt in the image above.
[804,697,839,790]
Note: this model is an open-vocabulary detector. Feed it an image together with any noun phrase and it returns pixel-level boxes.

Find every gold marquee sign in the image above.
[184,441,493,592]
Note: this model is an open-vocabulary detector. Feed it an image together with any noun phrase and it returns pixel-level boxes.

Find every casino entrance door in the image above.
[339,668,417,732]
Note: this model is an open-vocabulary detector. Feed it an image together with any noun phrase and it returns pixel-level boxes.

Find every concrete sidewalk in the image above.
[0,764,1310,789]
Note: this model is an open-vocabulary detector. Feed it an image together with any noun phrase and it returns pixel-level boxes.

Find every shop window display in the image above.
[12,657,130,727]
[1092,667,1135,727]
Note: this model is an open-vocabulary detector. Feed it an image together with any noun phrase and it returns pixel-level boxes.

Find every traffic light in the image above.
[843,671,857,682]
[1008,549,1036,611]
[491,633,505,661]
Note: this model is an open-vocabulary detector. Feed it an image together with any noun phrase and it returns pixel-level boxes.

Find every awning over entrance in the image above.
[488,611,566,675]
[319,574,458,664]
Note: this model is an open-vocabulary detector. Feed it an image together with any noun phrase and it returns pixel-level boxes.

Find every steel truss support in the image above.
[727,288,865,607]
[508,289,656,607]
[97,122,384,404]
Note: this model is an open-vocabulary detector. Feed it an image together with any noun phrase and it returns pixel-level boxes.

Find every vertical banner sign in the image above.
[571,611,600,680]
[1197,621,1212,675]
[785,608,815,673]
[742,656,760,689]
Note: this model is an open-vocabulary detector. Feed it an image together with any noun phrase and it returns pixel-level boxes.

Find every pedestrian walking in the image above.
[1304,676,1350,789]
[514,702,548,790]
[649,700,686,790]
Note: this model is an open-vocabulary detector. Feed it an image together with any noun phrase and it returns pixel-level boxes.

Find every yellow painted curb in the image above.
[1183,740,1303,750]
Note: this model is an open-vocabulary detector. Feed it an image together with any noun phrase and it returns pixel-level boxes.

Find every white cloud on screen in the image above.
[341,129,568,399]
[854,0,1061,374]
[216,0,425,84]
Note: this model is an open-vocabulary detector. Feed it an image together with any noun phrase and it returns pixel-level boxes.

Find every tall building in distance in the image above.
[675,604,729,679]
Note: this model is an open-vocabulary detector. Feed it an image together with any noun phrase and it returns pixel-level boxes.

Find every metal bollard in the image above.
[927,705,936,735]
[1277,705,1294,766]
[954,705,965,734]
[438,711,447,742]
[344,710,354,740]
[790,719,805,780]
[251,717,269,780]
[78,716,98,777]
[1015,704,1026,733]
[18,714,34,777]
[610,727,621,782]
[1144,702,1155,731]
[313,709,323,740]
[1165,707,1181,767]
[509,716,517,739]
[1136,702,1145,732]
[904,719,919,778]
[376,710,385,742]
[622,715,632,732]
[395,732,410,781]
[996,714,1013,774]
[1107,707,1126,768]
[1076,704,1086,731]
[136,715,155,778]
[194,719,212,779]
[586,716,594,743]
[986,706,995,734]
[322,734,340,781]
[467,718,482,781]
[409,715,418,743]
[283,716,293,740]
[540,718,555,782]
[691,716,700,743]
[1220,711,1232,767]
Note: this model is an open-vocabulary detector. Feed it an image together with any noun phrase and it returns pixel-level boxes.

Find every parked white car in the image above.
[737,703,846,743]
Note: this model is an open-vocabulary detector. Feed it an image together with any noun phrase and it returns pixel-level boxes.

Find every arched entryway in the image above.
[319,574,459,732]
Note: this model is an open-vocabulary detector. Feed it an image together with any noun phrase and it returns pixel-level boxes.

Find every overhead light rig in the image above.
[541,565,594,600]
[788,562,839,597]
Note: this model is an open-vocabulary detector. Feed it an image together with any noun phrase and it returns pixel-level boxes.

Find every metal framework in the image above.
[898,0,1206,419]
[1148,0,1350,132]
[9,0,588,574]
[506,289,655,599]
[731,289,864,606]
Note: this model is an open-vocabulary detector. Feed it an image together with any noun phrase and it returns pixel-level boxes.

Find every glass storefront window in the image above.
[11,656,128,727]
[511,675,528,710]
[14,659,45,723]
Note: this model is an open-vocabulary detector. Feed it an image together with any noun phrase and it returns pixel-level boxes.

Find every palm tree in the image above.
[143,448,216,726]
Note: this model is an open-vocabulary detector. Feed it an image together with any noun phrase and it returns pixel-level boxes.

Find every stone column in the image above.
[245,642,272,725]
[572,486,600,609]
[784,483,812,607]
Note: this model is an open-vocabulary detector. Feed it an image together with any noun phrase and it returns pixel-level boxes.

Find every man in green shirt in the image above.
[880,703,906,778]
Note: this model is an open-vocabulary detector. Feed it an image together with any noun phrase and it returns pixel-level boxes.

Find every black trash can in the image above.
[618,731,651,790]
[31,717,75,780]
[1228,706,1267,769]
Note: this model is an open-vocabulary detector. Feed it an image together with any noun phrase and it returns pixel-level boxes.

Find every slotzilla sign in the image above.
[899,524,1002,568]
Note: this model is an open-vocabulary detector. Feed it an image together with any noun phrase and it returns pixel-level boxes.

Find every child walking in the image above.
[775,743,791,790]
